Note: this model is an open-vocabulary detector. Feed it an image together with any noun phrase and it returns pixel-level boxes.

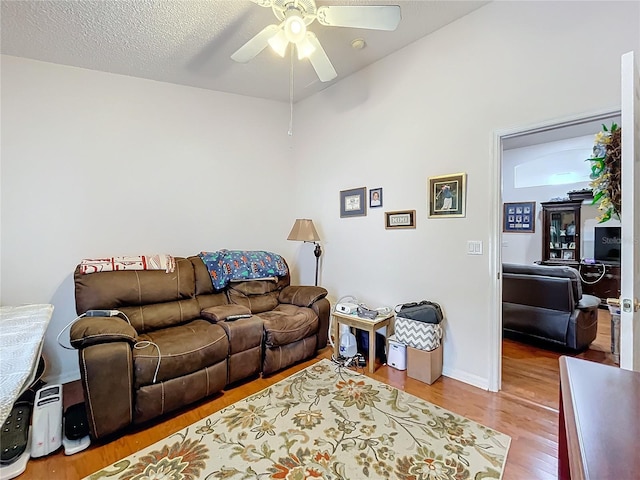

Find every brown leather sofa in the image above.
[70,255,329,440]
[502,263,600,351]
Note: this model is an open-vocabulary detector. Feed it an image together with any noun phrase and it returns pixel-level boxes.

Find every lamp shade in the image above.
[287,219,320,242]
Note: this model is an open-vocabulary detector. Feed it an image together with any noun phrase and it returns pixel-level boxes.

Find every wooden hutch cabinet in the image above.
[540,199,621,306]
[578,263,621,306]
[540,199,583,266]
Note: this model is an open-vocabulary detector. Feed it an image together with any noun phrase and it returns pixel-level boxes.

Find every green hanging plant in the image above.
[587,123,621,223]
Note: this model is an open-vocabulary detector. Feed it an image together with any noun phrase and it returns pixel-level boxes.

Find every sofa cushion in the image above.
[133,320,228,388]
[229,280,280,295]
[120,299,201,333]
[201,304,251,323]
[75,257,196,313]
[503,263,583,300]
[218,316,264,354]
[228,288,280,314]
[503,273,575,312]
[258,304,319,347]
[279,286,328,307]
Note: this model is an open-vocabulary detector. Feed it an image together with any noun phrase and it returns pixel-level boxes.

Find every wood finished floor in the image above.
[20,311,615,480]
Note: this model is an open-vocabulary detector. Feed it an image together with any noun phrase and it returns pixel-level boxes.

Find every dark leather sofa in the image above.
[70,255,329,440]
[502,263,599,351]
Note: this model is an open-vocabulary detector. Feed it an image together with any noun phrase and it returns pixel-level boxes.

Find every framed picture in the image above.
[385,210,416,229]
[340,187,367,217]
[563,250,574,260]
[427,173,466,218]
[370,188,383,208]
[503,201,536,233]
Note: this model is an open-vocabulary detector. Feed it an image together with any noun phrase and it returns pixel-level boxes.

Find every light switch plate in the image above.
[467,240,483,255]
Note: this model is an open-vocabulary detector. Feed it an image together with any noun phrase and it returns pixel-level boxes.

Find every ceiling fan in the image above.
[231,0,401,83]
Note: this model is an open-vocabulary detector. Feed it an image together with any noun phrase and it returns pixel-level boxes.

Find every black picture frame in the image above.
[503,201,536,233]
[340,187,367,217]
[428,173,466,218]
[370,188,383,208]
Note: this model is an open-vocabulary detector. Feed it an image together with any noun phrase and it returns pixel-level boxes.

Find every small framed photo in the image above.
[385,210,416,229]
[428,173,466,218]
[563,250,575,260]
[340,187,367,217]
[370,188,383,208]
[503,201,536,233]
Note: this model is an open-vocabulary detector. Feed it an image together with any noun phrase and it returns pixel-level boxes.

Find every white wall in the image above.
[502,135,599,265]
[2,1,638,389]
[0,56,297,384]
[292,1,639,388]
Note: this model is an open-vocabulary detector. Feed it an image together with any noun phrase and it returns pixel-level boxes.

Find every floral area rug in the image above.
[85,359,510,480]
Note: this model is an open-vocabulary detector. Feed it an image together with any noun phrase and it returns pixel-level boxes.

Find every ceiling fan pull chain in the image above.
[288,43,294,136]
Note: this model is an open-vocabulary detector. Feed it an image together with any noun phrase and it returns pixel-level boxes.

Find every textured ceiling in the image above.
[1,0,489,103]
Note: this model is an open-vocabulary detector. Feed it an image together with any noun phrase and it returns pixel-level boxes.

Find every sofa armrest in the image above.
[311,298,331,349]
[279,286,328,308]
[70,317,138,349]
[79,342,134,439]
[577,294,600,310]
[201,304,252,322]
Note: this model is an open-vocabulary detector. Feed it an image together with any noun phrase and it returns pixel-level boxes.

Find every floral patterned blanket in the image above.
[85,359,510,480]
[198,250,288,290]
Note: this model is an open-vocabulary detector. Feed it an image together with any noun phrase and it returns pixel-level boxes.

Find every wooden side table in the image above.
[558,356,640,480]
[332,310,394,373]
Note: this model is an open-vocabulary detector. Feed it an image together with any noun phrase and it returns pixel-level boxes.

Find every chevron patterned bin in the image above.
[395,317,442,351]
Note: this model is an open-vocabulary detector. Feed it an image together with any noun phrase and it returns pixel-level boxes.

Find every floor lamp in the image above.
[287,219,322,286]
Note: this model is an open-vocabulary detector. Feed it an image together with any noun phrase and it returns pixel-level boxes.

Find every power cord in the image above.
[329,295,359,348]
[578,263,607,285]
[56,310,132,350]
[57,310,162,384]
[330,352,366,371]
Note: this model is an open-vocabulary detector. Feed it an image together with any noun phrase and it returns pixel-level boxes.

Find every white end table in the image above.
[332,310,394,373]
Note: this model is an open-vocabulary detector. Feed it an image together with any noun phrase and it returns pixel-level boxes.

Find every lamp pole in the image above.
[313,242,322,286]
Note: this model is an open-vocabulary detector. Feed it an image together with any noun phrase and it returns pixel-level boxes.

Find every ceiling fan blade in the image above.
[316,5,401,31]
[249,0,273,7]
[306,32,337,82]
[231,24,280,63]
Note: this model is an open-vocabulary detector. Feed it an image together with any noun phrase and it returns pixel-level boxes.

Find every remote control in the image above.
[85,310,121,317]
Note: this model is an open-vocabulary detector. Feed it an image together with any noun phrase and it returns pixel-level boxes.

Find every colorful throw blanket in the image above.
[198,250,288,290]
[79,255,176,274]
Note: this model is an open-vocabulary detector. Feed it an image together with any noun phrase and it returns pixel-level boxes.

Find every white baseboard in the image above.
[442,367,489,391]
[43,371,80,387]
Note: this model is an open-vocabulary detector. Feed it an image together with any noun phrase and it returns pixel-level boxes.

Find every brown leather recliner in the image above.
[71,255,329,440]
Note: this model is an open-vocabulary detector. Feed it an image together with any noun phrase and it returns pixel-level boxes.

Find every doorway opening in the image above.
[490,109,621,399]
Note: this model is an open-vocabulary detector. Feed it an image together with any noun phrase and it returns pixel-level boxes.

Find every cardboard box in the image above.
[406,345,442,384]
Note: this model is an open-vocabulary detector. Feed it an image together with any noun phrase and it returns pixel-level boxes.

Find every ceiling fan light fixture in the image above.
[284,15,306,44]
[296,35,316,59]
[268,28,289,57]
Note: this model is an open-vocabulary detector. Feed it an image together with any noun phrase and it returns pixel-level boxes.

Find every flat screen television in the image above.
[594,226,621,264]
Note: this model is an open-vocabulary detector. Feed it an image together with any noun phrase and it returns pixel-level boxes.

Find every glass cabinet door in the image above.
[541,200,582,265]
[549,211,577,261]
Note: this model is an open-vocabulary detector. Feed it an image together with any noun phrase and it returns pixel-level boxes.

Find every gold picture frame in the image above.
[385,210,416,229]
